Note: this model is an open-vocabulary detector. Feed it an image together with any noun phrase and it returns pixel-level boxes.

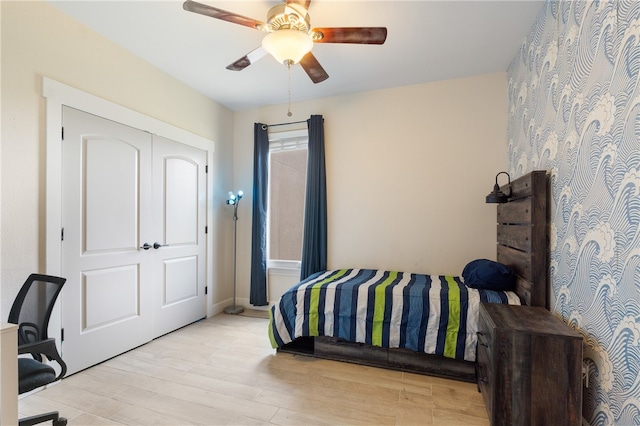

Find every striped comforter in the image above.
[269,269,521,362]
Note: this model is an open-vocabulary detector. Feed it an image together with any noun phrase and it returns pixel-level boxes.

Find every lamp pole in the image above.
[224,191,244,315]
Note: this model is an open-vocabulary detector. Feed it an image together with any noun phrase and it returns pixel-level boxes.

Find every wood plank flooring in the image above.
[19,312,490,425]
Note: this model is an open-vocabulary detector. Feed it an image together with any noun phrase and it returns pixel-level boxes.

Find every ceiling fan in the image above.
[182,0,388,84]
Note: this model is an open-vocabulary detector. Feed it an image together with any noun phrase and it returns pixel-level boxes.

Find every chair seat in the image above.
[18,358,56,394]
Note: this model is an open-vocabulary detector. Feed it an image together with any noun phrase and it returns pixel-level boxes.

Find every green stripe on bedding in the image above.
[308,269,349,336]
[268,307,277,348]
[443,276,461,358]
[372,271,399,346]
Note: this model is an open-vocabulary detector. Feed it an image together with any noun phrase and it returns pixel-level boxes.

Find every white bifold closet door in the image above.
[61,106,207,375]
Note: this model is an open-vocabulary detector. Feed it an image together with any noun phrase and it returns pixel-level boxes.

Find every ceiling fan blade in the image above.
[183,0,266,30]
[312,27,387,44]
[299,52,329,84]
[286,0,311,9]
[226,47,268,71]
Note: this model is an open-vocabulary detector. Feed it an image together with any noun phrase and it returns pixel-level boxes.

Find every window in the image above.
[267,130,308,269]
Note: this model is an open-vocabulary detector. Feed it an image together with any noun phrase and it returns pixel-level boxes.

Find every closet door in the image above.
[60,108,208,374]
[61,106,154,374]
[150,135,207,337]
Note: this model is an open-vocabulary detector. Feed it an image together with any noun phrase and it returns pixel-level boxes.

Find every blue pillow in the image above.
[462,259,515,291]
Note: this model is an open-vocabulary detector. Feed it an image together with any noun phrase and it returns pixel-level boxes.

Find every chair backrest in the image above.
[8,274,66,346]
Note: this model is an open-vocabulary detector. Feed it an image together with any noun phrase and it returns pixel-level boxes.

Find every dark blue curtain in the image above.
[249,123,269,306]
[300,115,327,280]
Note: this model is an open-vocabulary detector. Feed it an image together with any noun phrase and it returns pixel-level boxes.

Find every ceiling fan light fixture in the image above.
[262,29,313,65]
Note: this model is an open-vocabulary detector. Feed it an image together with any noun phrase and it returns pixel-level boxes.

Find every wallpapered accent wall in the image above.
[507,1,640,424]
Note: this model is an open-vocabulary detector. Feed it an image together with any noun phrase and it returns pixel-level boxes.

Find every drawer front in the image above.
[477,308,494,358]
[477,307,495,419]
[476,340,493,416]
[477,328,492,355]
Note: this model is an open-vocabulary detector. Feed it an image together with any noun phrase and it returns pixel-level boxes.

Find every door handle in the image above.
[140,243,152,250]
[153,242,168,249]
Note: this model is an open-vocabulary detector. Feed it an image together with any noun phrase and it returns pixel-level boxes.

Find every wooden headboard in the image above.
[496,170,548,309]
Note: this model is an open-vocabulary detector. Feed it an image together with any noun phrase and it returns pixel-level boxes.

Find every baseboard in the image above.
[210,297,272,317]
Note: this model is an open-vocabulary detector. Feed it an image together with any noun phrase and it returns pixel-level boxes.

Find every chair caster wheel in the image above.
[54,418,67,426]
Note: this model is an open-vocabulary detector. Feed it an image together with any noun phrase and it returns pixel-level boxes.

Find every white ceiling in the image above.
[48,0,544,111]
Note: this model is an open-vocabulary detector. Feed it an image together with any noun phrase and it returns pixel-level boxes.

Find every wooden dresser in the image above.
[476,303,583,426]
[1,323,18,425]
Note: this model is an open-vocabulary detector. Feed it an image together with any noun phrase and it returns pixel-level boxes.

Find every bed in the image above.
[268,171,548,382]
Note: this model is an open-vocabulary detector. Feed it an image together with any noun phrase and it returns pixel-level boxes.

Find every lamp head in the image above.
[260,3,313,65]
[486,172,512,203]
[226,190,243,206]
[262,29,313,65]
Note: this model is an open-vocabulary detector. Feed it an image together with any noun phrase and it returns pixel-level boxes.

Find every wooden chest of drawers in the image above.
[476,303,583,425]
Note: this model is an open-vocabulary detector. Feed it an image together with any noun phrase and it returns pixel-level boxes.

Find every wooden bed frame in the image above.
[278,170,549,382]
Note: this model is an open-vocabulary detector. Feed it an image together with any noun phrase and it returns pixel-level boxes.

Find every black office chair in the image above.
[8,274,68,426]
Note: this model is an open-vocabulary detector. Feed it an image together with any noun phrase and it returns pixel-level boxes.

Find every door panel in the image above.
[165,157,198,244]
[62,106,153,375]
[83,265,140,330]
[164,256,198,305]
[84,137,140,252]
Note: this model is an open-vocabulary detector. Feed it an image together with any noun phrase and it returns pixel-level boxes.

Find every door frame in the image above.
[43,77,216,346]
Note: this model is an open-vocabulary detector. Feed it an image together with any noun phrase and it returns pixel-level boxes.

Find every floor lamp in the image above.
[224,190,244,315]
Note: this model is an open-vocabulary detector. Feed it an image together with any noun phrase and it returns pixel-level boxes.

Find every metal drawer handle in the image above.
[476,363,488,386]
[477,331,489,347]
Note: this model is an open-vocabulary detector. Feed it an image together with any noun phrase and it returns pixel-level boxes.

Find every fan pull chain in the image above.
[287,62,293,117]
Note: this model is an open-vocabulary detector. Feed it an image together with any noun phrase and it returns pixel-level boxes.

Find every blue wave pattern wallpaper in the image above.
[507,1,640,424]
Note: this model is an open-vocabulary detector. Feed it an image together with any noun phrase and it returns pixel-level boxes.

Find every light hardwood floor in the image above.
[19,312,490,425]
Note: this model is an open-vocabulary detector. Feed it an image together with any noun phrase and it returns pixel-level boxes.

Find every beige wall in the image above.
[0,1,234,316]
[233,72,509,305]
[0,2,3,319]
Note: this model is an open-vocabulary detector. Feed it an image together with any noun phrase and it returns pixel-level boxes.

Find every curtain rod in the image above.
[261,119,307,130]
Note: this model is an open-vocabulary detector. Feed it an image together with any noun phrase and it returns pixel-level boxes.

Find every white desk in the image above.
[1,323,18,426]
